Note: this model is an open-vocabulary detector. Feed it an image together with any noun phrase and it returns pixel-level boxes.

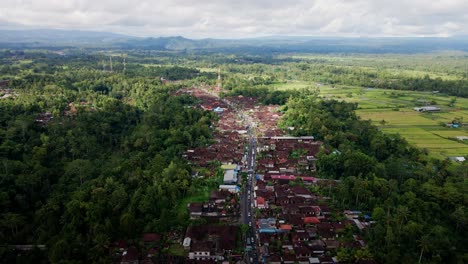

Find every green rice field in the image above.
[275,82,468,159]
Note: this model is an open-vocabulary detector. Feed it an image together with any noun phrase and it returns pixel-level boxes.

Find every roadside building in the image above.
[223,169,237,184]
[413,106,441,112]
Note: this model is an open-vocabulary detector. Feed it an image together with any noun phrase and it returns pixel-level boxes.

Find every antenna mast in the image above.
[109,56,113,72]
[217,66,222,88]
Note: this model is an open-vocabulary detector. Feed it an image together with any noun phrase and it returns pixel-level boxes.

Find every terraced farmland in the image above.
[274,82,468,159]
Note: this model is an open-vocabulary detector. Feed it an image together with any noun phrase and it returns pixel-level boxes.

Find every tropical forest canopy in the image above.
[0,48,467,263]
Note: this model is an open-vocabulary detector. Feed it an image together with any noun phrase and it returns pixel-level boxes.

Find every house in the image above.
[185,225,237,258]
[188,203,203,217]
[223,170,237,184]
[189,241,214,260]
[304,217,320,225]
[300,206,315,216]
[318,256,334,264]
[112,240,128,251]
[120,246,139,264]
[268,255,282,264]
[213,107,224,114]
[280,224,293,232]
[413,106,441,112]
[141,233,161,245]
[209,190,229,204]
[282,254,296,264]
[283,205,300,215]
[0,80,10,87]
[219,185,239,193]
[141,257,155,264]
[292,230,310,243]
[317,223,335,240]
[258,218,277,229]
[448,156,466,162]
[220,164,238,170]
[325,240,340,250]
[294,246,312,258]
[309,240,325,254]
[256,197,267,209]
[287,214,304,228]
[35,112,53,124]
[309,257,320,264]
[146,248,158,258]
[183,237,191,250]
[291,186,312,199]
[290,196,306,204]
[259,233,273,245]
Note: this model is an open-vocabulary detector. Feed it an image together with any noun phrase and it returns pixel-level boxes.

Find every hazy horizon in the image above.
[1,0,467,39]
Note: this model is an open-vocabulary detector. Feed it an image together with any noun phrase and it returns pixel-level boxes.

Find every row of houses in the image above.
[182,88,248,262]
[252,136,375,263]
[183,89,248,169]
[252,179,375,264]
[0,87,19,99]
[188,190,239,219]
[111,233,165,264]
[257,137,322,177]
[109,88,246,264]
[185,225,239,262]
[226,95,283,137]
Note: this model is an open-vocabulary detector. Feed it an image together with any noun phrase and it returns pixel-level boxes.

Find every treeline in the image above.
[292,64,468,97]
[0,90,215,263]
[280,97,468,263]
[0,54,218,262]
[224,86,297,105]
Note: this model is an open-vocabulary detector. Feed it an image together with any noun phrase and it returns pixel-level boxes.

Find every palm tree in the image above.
[418,235,431,263]
[2,212,26,237]
[397,206,410,233]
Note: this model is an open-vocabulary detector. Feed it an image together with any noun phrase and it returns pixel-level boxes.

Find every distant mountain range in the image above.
[1,29,468,53]
[0,29,130,44]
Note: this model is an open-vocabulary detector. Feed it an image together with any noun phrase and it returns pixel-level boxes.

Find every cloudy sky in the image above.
[1,0,467,38]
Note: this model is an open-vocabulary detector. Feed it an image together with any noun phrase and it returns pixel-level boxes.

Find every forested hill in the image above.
[0,49,467,263]
[0,53,218,262]
[2,29,468,53]
[279,96,468,264]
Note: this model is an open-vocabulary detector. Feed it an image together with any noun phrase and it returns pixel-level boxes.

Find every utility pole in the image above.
[109,56,113,72]
[217,66,222,91]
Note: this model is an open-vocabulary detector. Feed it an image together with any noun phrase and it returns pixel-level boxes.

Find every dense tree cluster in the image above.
[280,97,468,263]
[0,54,216,263]
[295,64,468,97]
[1,49,467,263]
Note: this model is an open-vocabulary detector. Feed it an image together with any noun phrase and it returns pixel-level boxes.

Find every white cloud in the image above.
[0,0,467,38]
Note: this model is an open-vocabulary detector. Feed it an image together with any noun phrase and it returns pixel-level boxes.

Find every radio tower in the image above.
[123,56,127,74]
[217,67,222,91]
[109,56,113,72]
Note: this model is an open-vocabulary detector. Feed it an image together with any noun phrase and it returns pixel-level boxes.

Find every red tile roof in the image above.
[257,197,265,205]
[304,217,321,224]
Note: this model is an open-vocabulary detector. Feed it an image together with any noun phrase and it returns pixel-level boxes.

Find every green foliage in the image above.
[280,96,468,263]
[0,52,217,262]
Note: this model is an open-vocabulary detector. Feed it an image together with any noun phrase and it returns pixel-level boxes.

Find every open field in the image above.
[330,87,468,159]
[273,82,468,159]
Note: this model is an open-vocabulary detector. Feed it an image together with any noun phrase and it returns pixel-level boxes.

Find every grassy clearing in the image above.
[272,82,468,159]
[175,168,223,216]
[176,185,211,216]
[270,81,312,90]
[198,67,218,73]
[344,87,468,159]
[167,244,187,256]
